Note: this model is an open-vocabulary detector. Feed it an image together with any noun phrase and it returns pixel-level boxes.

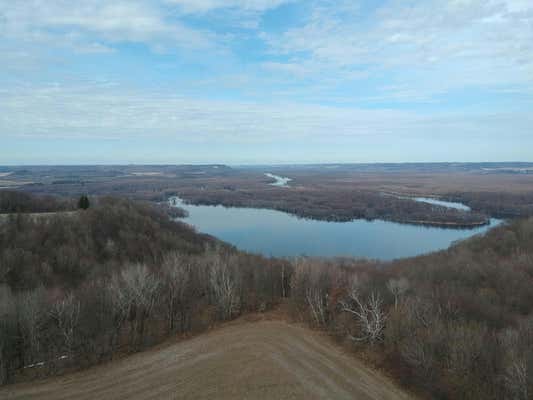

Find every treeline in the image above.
[0,197,288,384]
[449,191,533,219]
[0,191,74,214]
[177,187,489,227]
[289,218,533,399]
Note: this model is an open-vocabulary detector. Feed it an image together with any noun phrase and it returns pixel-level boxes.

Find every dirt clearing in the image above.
[1,320,412,400]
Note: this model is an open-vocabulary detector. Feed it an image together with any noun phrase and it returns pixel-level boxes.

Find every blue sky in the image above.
[1,0,532,164]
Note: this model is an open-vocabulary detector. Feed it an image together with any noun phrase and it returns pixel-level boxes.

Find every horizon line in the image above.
[2,161,533,168]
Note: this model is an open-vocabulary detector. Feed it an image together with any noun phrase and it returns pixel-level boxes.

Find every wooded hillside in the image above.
[1,192,532,399]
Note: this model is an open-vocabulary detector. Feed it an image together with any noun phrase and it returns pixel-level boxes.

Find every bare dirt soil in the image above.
[1,318,413,400]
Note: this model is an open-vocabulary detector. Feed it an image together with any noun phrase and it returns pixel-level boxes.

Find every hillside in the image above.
[1,318,411,400]
[1,191,532,399]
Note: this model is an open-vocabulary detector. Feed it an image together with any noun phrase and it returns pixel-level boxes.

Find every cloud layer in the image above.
[0,0,532,162]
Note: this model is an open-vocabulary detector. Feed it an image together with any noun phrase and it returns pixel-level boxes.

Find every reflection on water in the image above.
[171,198,500,260]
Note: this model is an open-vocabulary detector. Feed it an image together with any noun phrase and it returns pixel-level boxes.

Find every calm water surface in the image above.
[414,197,471,211]
[171,198,500,260]
[264,173,292,187]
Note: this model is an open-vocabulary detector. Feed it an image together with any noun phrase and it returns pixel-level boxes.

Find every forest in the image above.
[0,195,288,385]
[0,192,532,399]
[0,191,74,214]
[289,218,533,399]
[176,187,490,227]
[7,164,533,228]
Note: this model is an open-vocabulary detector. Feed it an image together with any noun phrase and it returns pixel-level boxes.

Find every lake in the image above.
[170,198,501,260]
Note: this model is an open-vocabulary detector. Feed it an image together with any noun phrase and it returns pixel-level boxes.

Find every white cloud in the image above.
[0,0,212,51]
[163,0,294,30]
[165,0,292,14]
[264,0,533,98]
[73,42,115,54]
[1,83,531,146]
[1,0,532,114]
[2,0,531,100]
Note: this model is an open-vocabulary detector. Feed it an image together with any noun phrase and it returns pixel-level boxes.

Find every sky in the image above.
[1,0,532,164]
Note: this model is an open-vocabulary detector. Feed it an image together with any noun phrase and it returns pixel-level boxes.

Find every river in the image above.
[265,173,292,187]
[413,197,471,211]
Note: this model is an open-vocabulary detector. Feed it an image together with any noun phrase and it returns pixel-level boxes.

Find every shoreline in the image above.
[170,196,492,230]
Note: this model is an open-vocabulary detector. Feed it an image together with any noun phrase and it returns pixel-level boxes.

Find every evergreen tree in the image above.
[78,195,90,210]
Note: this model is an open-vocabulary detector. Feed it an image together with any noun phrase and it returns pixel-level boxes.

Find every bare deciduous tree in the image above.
[107,275,131,354]
[0,323,8,385]
[291,257,333,326]
[446,322,486,377]
[119,264,160,349]
[386,277,410,309]
[306,287,328,327]
[404,296,435,329]
[281,263,287,298]
[208,250,240,321]
[500,327,531,400]
[50,293,80,357]
[401,335,433,372]
[0,285,15,385]
[162,252,192,333]
[340,284,386,344]
[16,287,47,365]
[505,359,528,400]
